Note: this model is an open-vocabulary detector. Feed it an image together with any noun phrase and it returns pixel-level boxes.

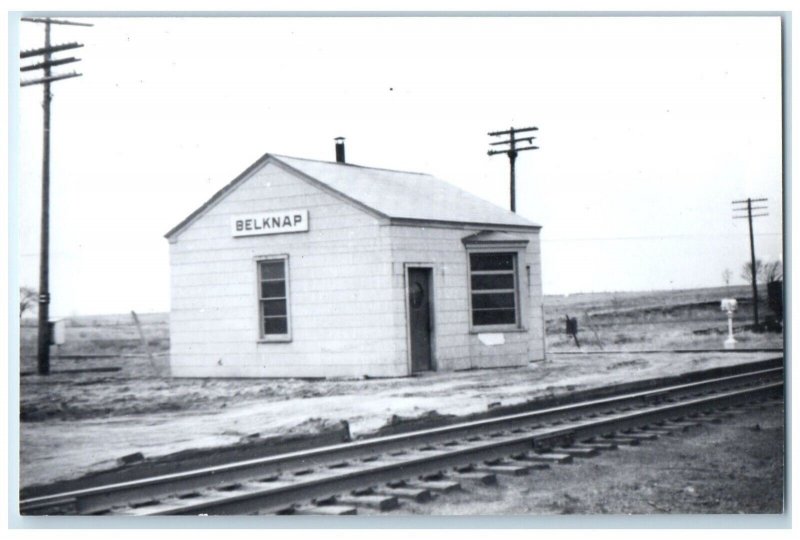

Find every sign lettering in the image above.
[231,209,309,237]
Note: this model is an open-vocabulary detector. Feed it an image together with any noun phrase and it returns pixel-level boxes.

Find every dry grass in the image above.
[544,285,783,352]
[18,285,783,374]
[19,312,169,375]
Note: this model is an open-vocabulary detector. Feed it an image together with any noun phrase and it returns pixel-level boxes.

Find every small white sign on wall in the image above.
[478,333,505,346]
[231,209,309,237]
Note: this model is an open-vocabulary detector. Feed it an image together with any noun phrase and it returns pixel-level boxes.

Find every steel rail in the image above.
[143,381,783,515]
[21,366,783,515]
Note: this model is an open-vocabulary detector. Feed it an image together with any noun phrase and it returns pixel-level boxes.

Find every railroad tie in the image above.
[638,428,674,436]
[415,479,462,494]
[19,367,781,518]
[558,446,599,457]
[723,408,750,414]
[699,411,734,423]
[508,452,552,469]
[618,431,659,441]
[293,504,358,516]
[474,459,531,476]
[525,452,573,464]
[662,420,701,430]
[575,440,618,450]
[336,494,400,511]
[452,470,498,486]
[600,435,641,446]
[373,485,433,503]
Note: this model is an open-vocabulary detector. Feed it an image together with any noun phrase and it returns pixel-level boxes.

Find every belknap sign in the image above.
[231,209,309,237]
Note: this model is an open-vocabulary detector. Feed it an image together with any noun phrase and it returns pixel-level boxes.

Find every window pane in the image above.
[472,292,516,309]
[262,299,287,316]
[471,273,515,291]
[258,258,289,337]
[473,308,516,326]
[261,280,286,299]
[470,253,514,271]
[263,316,288,335]
[260,260,285,280]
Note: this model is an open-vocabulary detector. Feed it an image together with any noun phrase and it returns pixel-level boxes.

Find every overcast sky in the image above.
[12,15,783,316]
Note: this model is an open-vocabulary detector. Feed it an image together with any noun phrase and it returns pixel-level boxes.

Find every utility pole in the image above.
[732,197,768,329]
[487,126,539,212]
[21,17,91,375]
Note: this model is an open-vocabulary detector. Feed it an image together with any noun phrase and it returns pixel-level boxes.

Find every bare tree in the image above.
[763,260,783,283]
[722,268,732,287]
[20,287,38,317]
[740,259,764,284]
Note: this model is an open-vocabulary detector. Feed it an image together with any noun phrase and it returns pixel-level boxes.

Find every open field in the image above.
[544,284,782,352]
[17,285,783,489]
[19,285,783,372]
[19,311,170,376]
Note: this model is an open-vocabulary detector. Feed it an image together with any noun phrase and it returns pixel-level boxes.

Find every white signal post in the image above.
[720,298,738,349]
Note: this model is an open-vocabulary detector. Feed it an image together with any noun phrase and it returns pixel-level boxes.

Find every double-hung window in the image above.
[469,252,519,327]
[258,256,291,340]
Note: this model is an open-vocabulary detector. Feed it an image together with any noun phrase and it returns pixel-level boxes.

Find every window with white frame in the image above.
[469,252,518,327]
[258,257,290,339]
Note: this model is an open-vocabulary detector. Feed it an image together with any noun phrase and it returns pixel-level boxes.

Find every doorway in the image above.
[407,267,433,373]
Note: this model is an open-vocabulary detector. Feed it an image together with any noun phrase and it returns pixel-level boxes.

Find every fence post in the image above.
[130,310,157,372]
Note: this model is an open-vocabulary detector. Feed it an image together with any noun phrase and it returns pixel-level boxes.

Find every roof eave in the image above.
[164,152,276,240]
[164,153,541,241]
[165,153,395,242]
[388,216,541,232]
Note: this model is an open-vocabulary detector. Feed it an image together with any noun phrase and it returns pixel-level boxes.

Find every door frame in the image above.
[403,263,436,374]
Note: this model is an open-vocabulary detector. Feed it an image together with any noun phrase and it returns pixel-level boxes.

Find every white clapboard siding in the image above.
[169,156,545,378]
[169,162,401,378]
[386,225,545,370]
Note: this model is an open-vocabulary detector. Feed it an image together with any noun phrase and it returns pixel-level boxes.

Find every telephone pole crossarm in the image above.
[488,126,538,137]
[490,137,535,146]
[732,198,768,204]
[488,145,538,156]
[21,56,81,72]
[21,72,82,87]
[487,125,540,212]
[20,42,84,59]
[21,17,93,27]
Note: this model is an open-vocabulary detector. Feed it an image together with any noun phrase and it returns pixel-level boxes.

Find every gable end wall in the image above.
[169,162,405,378]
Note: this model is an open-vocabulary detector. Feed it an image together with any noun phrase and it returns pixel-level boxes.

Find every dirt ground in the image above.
[17,285,783,491]
[394,401,785,515]
[18,351,779,489]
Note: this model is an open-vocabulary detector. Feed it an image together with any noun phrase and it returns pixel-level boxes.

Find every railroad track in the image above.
[21,364,784,516]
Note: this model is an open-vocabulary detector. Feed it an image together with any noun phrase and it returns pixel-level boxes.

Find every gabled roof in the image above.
[165,153,540,239]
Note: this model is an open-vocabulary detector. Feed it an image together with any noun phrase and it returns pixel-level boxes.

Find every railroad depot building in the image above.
[165,149,545,378]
